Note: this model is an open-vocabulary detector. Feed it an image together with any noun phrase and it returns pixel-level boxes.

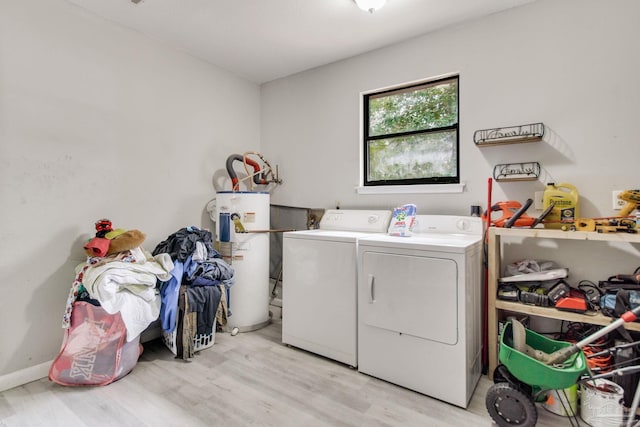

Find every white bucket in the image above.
[580,379,624,427]
[543,384,578,417]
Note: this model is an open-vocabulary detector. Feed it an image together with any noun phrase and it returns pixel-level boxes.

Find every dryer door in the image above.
[359,250,458,345]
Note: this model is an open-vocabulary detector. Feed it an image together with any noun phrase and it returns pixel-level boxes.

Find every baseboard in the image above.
[0,361,51,392]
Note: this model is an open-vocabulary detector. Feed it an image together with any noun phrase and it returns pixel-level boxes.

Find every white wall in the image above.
[262,0,640,216]
[0,0,260,382]
[2,0,640,389]
[261,0,640,339]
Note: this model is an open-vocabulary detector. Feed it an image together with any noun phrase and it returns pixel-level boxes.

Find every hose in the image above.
[225,154,264,191]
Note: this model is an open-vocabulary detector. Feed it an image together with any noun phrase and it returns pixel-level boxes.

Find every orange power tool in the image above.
[482,199,536,228]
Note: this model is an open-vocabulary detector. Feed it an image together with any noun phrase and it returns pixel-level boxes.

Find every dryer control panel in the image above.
[413,215,483,236]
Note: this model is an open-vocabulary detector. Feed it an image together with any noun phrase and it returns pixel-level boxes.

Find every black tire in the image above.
[486,382,538,427]
[492,365,533,396]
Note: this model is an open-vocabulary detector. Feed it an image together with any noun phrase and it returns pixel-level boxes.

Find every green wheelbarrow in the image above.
[486,305,640,427]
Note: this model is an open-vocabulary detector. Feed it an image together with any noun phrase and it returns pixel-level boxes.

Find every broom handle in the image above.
[482,177,492,371]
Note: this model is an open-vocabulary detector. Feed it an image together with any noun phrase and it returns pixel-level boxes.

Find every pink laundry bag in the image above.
[49,301,140,386]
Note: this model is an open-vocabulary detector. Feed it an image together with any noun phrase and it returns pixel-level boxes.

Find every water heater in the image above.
[215,191,270,332]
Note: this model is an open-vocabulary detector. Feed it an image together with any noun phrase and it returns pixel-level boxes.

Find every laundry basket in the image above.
[162,320,217,356]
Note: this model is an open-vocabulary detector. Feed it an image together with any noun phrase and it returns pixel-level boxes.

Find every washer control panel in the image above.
[319,210,392,233]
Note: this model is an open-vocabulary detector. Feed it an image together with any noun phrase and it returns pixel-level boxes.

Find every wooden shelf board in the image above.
[490,227,640,243]
[495,300,640,332]
[475,137,543,147]
[495,178,538,182]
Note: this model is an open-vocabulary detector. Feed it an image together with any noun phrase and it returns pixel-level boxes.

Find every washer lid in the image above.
[284,229,375,243]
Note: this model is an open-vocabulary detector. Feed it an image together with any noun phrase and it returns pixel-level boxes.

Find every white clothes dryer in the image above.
[282,209,392,367]
[357,215,483,408]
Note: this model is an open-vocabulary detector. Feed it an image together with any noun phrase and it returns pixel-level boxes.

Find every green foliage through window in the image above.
[363,76,459,186]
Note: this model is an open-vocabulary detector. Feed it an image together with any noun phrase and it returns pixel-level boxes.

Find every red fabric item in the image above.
[84,237,110,257]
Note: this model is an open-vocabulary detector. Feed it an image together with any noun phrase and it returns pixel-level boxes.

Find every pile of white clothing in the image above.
[64,247,174,341]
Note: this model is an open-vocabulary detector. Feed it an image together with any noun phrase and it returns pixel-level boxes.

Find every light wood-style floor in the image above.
[0,306,569,427]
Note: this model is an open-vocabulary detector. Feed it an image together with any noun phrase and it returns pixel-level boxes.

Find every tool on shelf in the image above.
[538,189,638,233]
[618,189,640,217]
[530,200,555,228]
[563,216,637,233]
[482,199,535,228]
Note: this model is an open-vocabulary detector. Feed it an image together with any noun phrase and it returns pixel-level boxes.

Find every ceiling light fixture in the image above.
[354,0,386,14]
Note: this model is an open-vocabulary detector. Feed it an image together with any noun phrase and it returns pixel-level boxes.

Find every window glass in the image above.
[363,76,459,186]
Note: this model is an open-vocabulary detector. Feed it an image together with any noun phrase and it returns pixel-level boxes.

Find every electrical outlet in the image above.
[612,190,625,210]
[534,191,544,210]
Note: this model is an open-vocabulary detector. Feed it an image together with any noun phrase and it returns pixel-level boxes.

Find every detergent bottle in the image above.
[543,183,579,229]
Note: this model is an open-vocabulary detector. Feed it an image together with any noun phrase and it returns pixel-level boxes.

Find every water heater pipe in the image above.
[225,152,281,191]
[226,154,265,191]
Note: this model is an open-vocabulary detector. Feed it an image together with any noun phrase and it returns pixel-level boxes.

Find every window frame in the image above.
[362,75,460,187]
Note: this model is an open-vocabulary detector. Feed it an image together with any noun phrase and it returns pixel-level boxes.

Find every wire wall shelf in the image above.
[474,122,545,146]
[493,162,541,182]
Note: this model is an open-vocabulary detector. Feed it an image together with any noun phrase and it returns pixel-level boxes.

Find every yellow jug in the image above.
[543,183,579,229]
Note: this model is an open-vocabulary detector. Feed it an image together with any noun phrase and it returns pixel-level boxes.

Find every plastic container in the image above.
[543,384,578,417]
[162,319,216,356]
[543,183,579,229]
[580,378,624,427]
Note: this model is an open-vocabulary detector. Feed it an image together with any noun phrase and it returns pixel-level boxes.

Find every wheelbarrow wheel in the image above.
[486,382,538,427]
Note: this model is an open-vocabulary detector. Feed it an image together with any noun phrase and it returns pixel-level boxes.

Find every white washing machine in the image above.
[357,215,483,408]
[282,209,392,367]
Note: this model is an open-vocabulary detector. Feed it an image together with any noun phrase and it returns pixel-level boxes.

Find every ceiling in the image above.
[66,0,536,84]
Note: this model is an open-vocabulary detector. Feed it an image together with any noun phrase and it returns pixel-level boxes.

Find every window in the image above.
[362,75,459,187]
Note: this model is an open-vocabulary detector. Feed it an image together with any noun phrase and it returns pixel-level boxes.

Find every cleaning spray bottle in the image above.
[543,183,579,229]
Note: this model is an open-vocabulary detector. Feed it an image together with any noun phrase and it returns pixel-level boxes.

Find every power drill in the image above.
[618,189,640,217]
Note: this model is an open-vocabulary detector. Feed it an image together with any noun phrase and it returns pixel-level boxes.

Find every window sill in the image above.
[355,183,465,195]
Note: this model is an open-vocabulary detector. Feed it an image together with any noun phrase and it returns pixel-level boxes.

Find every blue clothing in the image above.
[185,257,235,288]
[159,260,184,332]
